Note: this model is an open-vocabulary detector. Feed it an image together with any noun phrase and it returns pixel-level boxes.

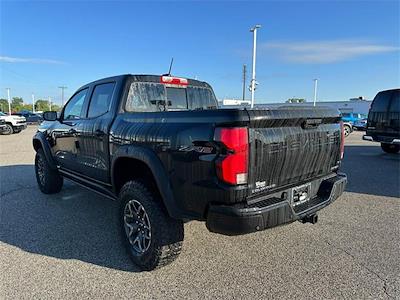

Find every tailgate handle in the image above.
[302,118,322,129]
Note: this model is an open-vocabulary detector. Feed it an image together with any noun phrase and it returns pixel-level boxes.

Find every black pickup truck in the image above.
[363,88,400,153]
[33,74,347,270]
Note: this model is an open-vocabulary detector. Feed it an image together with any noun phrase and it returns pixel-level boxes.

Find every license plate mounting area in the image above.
[292,183,311,207]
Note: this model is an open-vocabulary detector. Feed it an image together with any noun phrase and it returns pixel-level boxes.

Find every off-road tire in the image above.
[119,180,184,271]
[381,143,400,154]
[2,124,14,135]
[34,148,63,194]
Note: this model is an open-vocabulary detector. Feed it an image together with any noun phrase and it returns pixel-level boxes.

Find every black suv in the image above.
[33,74,347,270]
[364,89,400,153]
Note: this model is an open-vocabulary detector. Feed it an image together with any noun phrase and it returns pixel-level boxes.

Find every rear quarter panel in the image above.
[109,109,249,219]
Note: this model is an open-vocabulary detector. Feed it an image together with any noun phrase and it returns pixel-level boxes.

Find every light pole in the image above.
[32,93,36,113]
[48,96,52,111]
[58,86,67,106]
[313,79,318,107]
[250,24,261,109]
[6,88,11,115]
[242,64,247,101]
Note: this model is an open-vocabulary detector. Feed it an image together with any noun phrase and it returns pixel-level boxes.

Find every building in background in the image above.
[219,99,251,106]
[219,97,372,115]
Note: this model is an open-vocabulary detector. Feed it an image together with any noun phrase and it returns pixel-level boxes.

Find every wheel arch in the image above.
[111,146,183,219]
[32,131,57,170]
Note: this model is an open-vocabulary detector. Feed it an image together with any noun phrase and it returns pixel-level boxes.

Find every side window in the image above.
[342,113,350,117]
[63,89,88,120]
[125,82,166,112]
[389,90,400,113]
[371,91,392,112]
[88,82,115,118]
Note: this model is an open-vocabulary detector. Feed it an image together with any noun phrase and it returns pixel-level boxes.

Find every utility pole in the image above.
[242,64,247,101]
[250,24,261,109]
[32,93,36,113]
[48,96,52,111]
[6,88,11,115]
[313,79,318,107]
[58,86,67,106]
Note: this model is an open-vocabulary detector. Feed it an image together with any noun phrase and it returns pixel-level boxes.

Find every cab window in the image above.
[88,82,115,118]
[389,90,399,113]
[63,89,88,120]
[371,91,392,112]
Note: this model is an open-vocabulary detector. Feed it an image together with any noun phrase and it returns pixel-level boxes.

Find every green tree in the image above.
[51,104,61,112]
[11,97,24,112]
[0,99,10,113]
[35,99,50,111]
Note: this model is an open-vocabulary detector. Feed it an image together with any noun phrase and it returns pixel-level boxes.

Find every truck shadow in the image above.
[341,145,399,198]
[0,148,398,271]
[0,164,139,272]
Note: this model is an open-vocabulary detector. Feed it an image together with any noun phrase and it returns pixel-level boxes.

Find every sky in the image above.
[0,0,399,106]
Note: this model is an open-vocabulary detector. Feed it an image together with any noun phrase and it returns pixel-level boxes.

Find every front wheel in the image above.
[1,124,13,135]
[343,125,351,137]
[35,149,64,194]
[119,180,184,271]
[381,143,400,154]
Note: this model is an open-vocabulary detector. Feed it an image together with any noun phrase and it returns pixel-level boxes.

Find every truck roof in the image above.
[78,74,212,91]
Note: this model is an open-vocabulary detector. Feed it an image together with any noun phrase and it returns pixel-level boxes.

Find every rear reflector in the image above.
[340,121,345,159]
[214,127,248,185]
[160,76,188,86]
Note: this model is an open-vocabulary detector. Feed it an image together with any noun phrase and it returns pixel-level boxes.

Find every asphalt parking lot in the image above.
[1,126,399,299]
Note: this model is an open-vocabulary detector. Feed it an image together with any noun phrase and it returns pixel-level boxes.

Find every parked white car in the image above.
[0,112,27,135]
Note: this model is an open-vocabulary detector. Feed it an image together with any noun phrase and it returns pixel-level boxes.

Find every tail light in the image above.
[214,127,248,185]
[340,121,345,159]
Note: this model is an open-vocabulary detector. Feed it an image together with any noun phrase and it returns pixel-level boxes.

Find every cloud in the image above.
[0,56,64,64]
[262,40,399,63]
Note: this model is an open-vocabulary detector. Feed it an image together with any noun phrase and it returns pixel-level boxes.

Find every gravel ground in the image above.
[1,127,399,299]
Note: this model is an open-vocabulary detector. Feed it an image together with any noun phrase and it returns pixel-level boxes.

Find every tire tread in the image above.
[119,180,183,271]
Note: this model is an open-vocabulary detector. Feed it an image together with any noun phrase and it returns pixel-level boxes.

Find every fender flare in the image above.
[32,131,57,170]
[111,145,184,219]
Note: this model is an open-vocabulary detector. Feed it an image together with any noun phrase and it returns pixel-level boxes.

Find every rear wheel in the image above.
[1,124,13,135]
[35,148,63,194]
[119,180,184,271]
[381,143,400,154]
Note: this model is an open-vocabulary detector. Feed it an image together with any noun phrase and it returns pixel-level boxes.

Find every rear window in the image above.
[389,90,399,113]
[166,87,187,110]
[125,82,217,112]
[371,91,392,112]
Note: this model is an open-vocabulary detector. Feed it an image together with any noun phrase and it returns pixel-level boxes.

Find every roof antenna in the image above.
[167,57,174,75]
[162,58,174,76]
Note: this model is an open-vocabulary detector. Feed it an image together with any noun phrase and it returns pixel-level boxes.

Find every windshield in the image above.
[0,112,6,116]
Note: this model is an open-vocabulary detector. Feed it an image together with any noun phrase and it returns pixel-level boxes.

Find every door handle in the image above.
[95,129,105,137]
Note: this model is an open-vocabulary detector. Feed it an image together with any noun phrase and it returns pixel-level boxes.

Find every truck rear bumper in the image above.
[206,173,347,236]
[363,135,400,144]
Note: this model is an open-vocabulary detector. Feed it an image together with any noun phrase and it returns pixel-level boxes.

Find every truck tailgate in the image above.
[247,108,342,195]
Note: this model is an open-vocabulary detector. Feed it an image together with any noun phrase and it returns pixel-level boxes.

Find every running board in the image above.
[59,169,117,201]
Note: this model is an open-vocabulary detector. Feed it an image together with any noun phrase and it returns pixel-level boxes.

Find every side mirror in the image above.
[43,111,58,121]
